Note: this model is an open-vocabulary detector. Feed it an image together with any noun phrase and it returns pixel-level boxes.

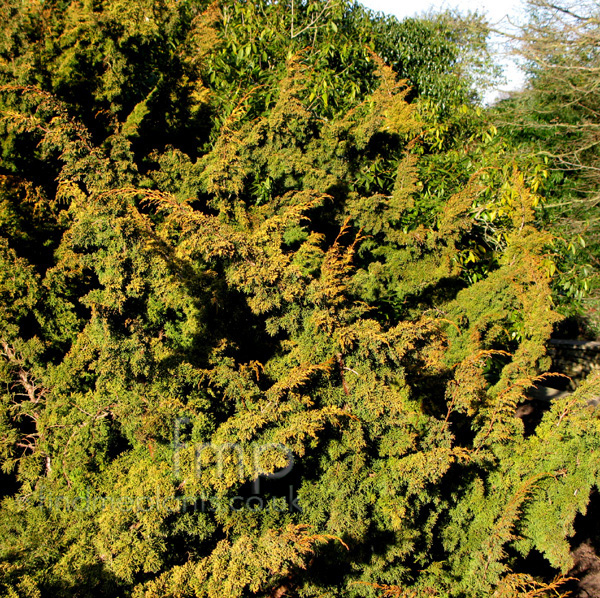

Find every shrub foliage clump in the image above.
[0,1,598,597]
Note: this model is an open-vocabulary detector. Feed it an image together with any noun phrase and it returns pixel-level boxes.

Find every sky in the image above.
[359,0,529,102]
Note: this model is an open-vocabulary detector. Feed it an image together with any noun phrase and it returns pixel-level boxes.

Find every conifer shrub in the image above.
[0,1,598,597]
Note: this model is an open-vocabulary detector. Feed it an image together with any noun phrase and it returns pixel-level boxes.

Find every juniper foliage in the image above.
[0,2,598,598]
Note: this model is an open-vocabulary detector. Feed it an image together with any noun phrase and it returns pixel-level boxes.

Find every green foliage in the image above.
[0,1,597,598]
[491,0,600,326]
[372,10,499,112]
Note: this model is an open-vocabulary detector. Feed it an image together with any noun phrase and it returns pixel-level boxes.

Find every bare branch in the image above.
[290,0,334,40]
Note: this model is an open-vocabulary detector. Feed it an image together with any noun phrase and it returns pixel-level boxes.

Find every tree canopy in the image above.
[492,0,600,324]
